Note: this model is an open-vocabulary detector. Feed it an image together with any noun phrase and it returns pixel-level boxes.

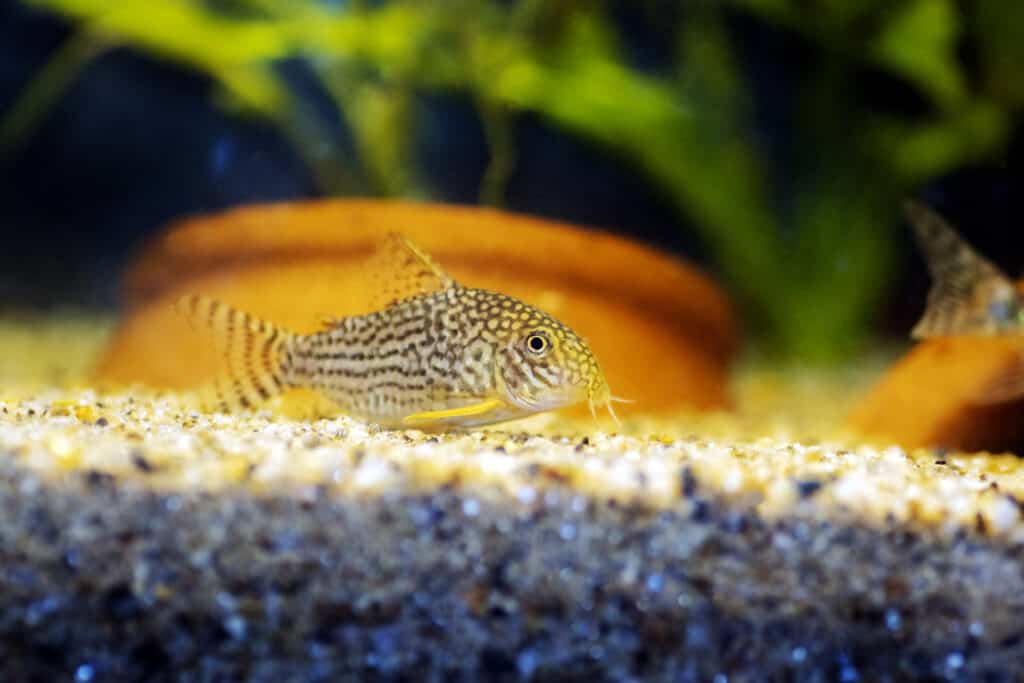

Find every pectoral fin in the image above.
[402,398,504,426]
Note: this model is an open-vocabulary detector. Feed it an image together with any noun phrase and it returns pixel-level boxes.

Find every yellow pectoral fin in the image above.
[402,398,505,426]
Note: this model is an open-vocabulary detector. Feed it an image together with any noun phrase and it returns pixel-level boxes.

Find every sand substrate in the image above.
[1,317,1023,680]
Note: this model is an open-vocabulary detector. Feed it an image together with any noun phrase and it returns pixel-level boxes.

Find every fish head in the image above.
[492,307,609,416]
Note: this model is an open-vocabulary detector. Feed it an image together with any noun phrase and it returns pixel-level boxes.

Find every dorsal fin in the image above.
[904,200,1018,339]
[393,233,453,287]
[362,233,456,313]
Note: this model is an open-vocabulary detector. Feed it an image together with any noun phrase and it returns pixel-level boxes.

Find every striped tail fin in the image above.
[176,294,296,412]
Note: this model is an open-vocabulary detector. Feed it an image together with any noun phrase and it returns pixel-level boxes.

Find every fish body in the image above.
[178,235,616,428]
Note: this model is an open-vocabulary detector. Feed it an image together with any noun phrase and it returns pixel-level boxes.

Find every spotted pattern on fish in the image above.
[285,286,602,424]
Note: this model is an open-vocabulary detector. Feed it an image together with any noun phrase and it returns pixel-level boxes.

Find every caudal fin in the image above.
[176,294,296,412]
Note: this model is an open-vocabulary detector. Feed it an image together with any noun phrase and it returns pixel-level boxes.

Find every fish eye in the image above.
[526,332,549,355]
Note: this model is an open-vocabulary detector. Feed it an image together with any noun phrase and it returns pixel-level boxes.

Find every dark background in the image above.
[1,0,1021,344]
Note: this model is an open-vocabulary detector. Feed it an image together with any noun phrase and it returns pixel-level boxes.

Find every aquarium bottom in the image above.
[0,451,1021,680]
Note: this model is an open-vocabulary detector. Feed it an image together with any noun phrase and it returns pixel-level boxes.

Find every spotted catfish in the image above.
[906,200,1024,403]
[178,234,627,428]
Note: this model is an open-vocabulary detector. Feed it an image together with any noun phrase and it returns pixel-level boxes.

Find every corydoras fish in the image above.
[906,199,1024,402]
[178,234,625,428]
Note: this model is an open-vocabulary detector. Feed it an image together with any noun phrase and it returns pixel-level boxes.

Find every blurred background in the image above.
[0,0,1021,363]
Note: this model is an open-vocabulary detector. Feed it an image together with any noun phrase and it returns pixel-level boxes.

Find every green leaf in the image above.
[871,0,965,108]
[0,31,110,158]
[867,101,1009,183]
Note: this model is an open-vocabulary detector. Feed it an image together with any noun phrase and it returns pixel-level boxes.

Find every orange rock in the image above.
[846,336,1024,451]
[94,199,738,415]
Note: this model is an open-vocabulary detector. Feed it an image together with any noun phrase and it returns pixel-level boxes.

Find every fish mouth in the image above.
[505,389,578,414]
[498,377,581,414]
